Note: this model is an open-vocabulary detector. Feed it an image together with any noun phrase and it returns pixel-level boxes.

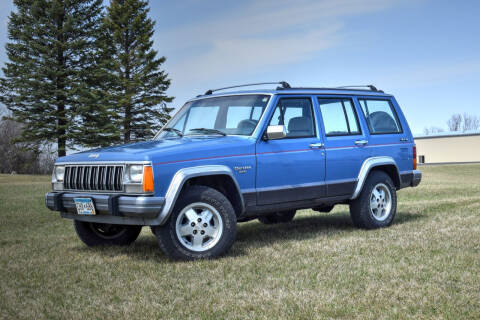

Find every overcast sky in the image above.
[1,0,480,134]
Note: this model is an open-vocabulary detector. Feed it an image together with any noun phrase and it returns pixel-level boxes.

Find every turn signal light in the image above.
[413,145,417,170]
[143,166,154,192]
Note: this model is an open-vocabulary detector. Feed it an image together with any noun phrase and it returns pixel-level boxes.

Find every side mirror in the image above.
[265,125,287,140]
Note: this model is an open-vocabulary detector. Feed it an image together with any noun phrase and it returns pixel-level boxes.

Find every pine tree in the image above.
[103,0,173,143]
[0,0,106,157]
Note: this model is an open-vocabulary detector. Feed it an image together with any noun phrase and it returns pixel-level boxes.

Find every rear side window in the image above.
[318,98,361,136]
[359,99,402,134]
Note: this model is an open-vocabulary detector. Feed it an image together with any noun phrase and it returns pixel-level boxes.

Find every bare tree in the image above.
[462,113,480,132]
[423,126,445,135]
[447,114,462,131]
[0,118,55,174]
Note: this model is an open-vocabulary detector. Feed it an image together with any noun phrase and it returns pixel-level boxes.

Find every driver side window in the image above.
[268,98,315,138]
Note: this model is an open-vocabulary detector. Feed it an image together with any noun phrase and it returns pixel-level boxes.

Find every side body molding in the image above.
[350,156,400,200]
[154,165,244,225]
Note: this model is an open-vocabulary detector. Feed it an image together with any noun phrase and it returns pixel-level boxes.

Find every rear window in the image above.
[359,99,402,134]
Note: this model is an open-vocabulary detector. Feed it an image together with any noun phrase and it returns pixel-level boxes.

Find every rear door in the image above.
[256,95,326,205]
[356,96,411,172]
[316,96,370,197]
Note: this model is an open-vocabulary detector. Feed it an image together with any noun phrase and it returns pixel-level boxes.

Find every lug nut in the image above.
[193,230,197,235]
[191,222,195,227]
[200,230,205,235]
[203,223,208,227]
[198,218,202,222]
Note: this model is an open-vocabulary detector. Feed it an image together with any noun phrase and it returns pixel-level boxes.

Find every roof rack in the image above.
[204,81,291,95]
[336,85,381,92]
[277,84,383,93]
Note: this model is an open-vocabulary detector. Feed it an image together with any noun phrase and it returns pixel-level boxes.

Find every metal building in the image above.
[414,131,480,164]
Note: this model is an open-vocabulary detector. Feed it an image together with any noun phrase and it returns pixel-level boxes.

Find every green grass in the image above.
[1,165,479,319]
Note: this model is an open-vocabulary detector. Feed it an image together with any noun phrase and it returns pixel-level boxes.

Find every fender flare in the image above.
[153,165,244,225]
[350,156,400,200]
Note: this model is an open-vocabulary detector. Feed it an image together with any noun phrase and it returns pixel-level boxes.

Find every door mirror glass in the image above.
[265,125,287,140]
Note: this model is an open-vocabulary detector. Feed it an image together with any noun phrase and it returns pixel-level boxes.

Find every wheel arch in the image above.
[154,165,244,225]
[351,157,400,200]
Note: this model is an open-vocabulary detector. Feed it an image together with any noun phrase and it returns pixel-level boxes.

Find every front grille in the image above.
[64,165,124,192]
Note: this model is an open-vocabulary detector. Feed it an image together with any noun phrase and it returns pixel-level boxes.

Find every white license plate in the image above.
[74,198,96,215]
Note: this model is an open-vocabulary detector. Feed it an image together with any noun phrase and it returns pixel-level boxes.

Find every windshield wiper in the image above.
[162,127,183,137]
[188,128,226,136]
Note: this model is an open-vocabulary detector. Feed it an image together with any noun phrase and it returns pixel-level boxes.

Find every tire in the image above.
[349,170,397,229]
[153,186,237,260]
[74,220,142,246]
[258,210,296,224]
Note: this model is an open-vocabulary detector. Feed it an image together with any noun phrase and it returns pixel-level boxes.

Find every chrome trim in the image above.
[309,142,324,148]
[155,165,244,225]
[354,139,368,145]
[53,161,152,194]
[55,161,152,165]
[351,156,399,199]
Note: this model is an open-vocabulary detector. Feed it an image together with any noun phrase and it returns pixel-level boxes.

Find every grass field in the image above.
[1,164,479,319]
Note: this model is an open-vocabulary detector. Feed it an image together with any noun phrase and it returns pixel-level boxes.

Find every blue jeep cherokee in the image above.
[46,82,421,260]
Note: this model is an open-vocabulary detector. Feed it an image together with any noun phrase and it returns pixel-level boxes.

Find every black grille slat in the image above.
[63,164,124,192]
[64,167,70,189]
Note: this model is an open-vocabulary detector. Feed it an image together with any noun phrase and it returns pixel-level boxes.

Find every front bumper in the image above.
[45,192,165,225]
[411,170,422,187]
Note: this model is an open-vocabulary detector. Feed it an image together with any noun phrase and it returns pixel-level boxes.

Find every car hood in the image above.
[56,136,256,163]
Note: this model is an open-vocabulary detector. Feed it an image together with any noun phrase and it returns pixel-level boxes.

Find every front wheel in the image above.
[74,221,142,246]
[153,186,237,260]
[349,171,397,229]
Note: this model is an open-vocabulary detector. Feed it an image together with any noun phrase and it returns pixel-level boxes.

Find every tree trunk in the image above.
[123,29,131,144]
[56,4,66,157]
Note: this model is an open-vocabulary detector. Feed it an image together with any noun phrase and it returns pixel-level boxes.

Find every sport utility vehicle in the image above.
[46,82,421,260]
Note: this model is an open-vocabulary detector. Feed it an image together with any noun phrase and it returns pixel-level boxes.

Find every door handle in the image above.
[309,143,324,149]
[354,139,368,146]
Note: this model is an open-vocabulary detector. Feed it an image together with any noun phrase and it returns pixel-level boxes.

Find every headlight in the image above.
[128,165,144,182]
[54,166,65,182]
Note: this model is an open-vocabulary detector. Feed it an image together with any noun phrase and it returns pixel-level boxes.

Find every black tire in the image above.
[74,220,142,246]
[349,170,397,229]
[153,186,237,260]
[258,210,296,224]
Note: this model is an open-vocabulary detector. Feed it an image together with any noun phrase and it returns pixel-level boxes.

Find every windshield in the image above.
[155,95,270,139]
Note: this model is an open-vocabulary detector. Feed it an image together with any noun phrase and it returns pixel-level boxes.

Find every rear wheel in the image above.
[153,186,237,260]
[258,210,296,224]
[349,171,397,229]
[74,221,142,246]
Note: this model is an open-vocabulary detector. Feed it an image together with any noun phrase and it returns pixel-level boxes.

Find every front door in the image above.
[256,96,326,205]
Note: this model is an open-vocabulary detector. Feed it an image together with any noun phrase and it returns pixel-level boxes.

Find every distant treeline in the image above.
[423,113,480,135]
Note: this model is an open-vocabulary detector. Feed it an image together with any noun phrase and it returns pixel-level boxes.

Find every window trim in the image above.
[358,98,403,135]
[263,96,317,139]
[317,97,363,137]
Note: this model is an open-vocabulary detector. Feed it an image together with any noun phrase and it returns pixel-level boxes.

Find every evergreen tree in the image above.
[103,0,173,143]
[0,0,106,157]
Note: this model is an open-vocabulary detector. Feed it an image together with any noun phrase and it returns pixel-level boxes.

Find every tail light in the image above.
[413,145,417,170]
[142,166,154,192]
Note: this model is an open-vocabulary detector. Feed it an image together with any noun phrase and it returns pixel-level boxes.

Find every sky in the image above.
[1,0,480,134]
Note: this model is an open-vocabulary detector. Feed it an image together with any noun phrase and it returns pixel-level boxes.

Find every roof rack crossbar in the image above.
[335,85,379,91]
[204,81,291,95]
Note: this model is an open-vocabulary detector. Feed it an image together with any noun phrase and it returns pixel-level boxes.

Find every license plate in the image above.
[74,198,96,215]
